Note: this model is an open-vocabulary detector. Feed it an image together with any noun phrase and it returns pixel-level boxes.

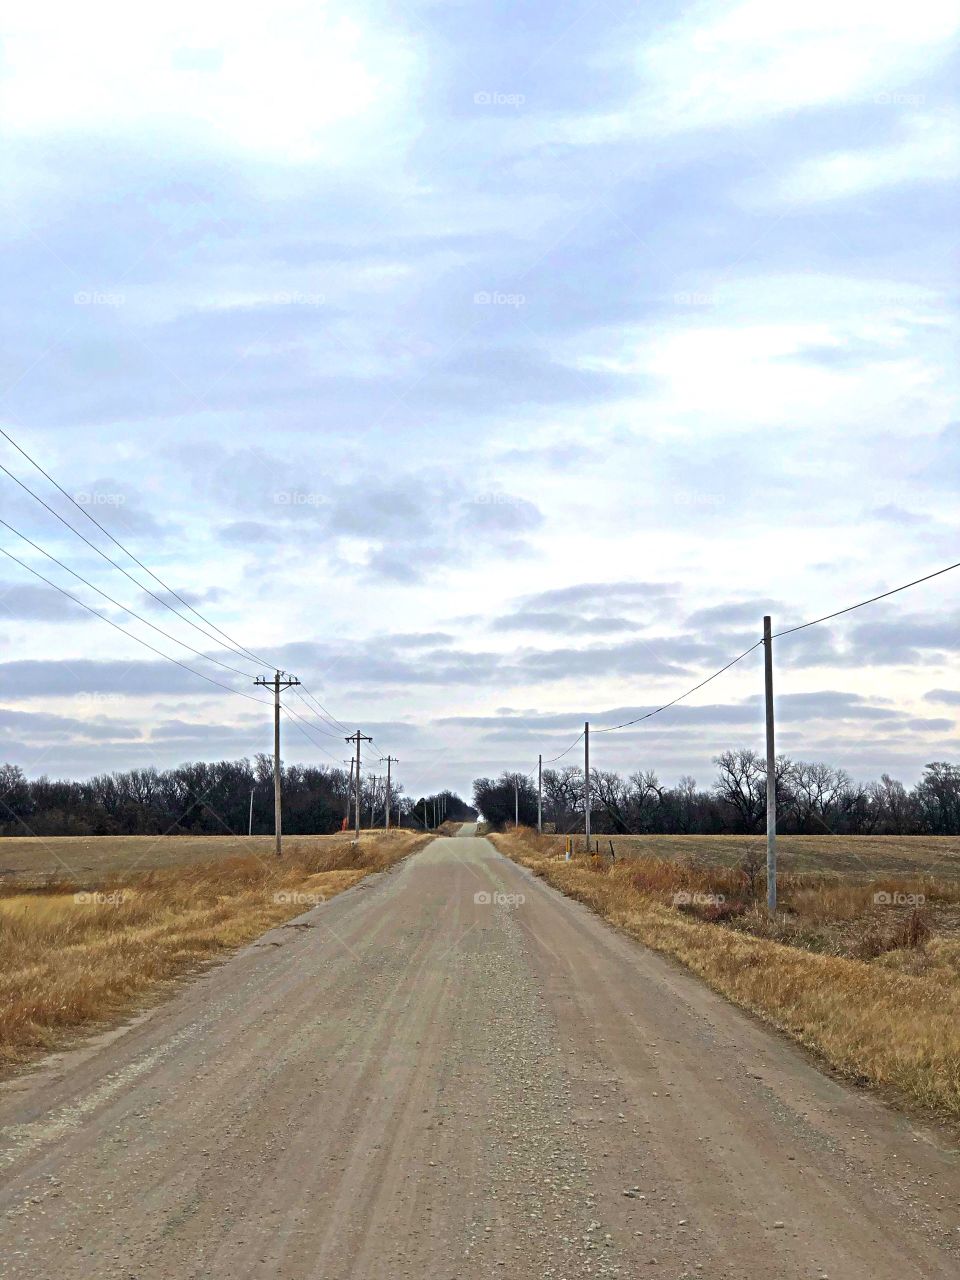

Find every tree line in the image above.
[473,751,960,835]
[0,758,474,838]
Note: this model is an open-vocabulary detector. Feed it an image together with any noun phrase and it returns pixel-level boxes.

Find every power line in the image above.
[0,425,274,668]
[542,731,585,763]
[289,687,344,739]
[0,518,255,681]
[0,543,270,708]
[541,555,960,745]
[278,702,345,765]
[773,558,960,639]
[594,640,764,733]
[299,685,350,733]
[0,457,265,672]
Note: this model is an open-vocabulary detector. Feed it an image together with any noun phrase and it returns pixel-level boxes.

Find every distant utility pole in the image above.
[537,754,542,835]
[763,616,777,913]
[381,756,398,830]
[514,775,519,828]
[345,730,372,838]
[253,670,301,857]
[248,786,254,837]
[584,721,591,854]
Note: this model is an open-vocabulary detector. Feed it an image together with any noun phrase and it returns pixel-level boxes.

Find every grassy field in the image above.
[494,829,960,1125]
[559,832,960,880]
[0,830,428,1071]
[0,832,384,887]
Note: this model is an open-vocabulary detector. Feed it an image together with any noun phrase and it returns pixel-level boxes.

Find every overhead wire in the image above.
[0,425,273,668]
[0,518,257,681]
[0,543,271,708]
[773,558,960,638]
[0,458,267,672]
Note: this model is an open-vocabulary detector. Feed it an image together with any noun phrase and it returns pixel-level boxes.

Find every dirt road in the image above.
[1,829,957,1278]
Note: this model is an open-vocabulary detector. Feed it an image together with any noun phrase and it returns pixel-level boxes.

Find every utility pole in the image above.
[248,786,254,837]
[537,754,542,835]
[253,670,300,857]
[763,616,777,913]
[584,721,591,854]
[345,730,372,838]
[514,775,519,828]
[381,756,398,830]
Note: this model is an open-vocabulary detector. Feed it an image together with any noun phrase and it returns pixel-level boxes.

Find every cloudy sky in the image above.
[0,0,958,802]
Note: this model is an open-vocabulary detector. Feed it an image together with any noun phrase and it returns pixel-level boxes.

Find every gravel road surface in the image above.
[1,828,957,1278]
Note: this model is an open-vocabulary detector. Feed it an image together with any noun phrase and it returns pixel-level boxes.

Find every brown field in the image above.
[0,832,375,887]
[556,832,960,880]
[494,828,960,1124]
[0,830,428,1071]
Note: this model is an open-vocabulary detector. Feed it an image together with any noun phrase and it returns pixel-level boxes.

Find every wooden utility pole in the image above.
[584,721,591,854]
[763,616,777,913]
[537,754,542,835]
[381,755,398,829]
[248,786,254,837]
[345,731,372,838]
[253,671,301,857]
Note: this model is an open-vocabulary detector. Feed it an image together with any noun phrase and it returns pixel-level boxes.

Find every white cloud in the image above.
[748,111,960,205]
[556,0,958,144]
[0,1,418,162]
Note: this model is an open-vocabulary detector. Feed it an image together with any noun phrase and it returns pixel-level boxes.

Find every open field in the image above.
[2,828,957,1279]
[556,831,960,879]
[0,832,390,887]
[493,828,960,1123]
[0,830,428,1070]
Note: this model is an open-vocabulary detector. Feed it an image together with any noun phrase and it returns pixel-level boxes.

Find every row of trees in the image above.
[473,752,960,836]
[0,758,474,838]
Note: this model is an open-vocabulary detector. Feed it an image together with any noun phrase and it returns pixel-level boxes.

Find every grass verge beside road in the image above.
[493,829,960,1125]
[0,831,428,1071]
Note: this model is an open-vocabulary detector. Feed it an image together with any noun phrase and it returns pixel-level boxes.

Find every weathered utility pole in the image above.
[514,775,519,828]
[248,786,255,837]
[584,721,591,854]
[344,730,372,838]
[381,755,398,830]
[763,616,777,913]
[537,754,542,835]
[253,670,301,857]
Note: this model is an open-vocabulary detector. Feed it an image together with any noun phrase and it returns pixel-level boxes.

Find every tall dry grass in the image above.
[493,829,960,1124]
[0,831,427,1069]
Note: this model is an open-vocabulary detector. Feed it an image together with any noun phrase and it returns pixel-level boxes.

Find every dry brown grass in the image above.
[555,832,960,880]
[0,830,428,1070]
[0,831,393,887]
[493,829,960,1124]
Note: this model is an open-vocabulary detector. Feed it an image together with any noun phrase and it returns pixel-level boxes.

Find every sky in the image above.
[0,0,958,804]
